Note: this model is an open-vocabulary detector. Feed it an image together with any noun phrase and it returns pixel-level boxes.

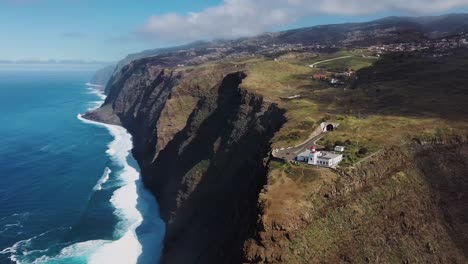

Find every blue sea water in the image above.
[0,66,165,263]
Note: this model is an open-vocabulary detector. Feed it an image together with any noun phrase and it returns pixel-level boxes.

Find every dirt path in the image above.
[353,149,384,167]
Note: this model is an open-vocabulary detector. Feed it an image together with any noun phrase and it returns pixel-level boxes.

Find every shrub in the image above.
[323,140,334,151]
[318,115,331,123]
[296,120,315,130]
[357,147,368,156]
[335,141,344,146]
[277,130,302,142]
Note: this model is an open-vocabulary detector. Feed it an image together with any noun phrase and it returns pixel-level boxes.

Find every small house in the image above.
[334,146,345,152]
[313,74,327,80]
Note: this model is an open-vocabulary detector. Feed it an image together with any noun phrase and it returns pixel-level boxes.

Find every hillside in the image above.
[242,52,468,263]
[85,14,468,264]
[101,13,468,78]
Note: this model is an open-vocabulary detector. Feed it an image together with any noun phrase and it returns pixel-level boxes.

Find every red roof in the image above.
[313,74,327,79]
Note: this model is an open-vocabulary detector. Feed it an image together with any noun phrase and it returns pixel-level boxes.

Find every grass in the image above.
[300,50,355,65]
[239,51,422,149]
[252,50,468,264]
[318,134,380,166]
[284,164,466,263]
[180,49,468,165]
[316,56,377,72]
[285,163,322,183]
[240,53,374,147]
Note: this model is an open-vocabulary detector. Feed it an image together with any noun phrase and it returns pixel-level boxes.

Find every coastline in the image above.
[76,87,165,264]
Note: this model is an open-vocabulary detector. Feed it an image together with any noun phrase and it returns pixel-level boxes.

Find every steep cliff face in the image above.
[151,72,286,263]
[87,59,286,263]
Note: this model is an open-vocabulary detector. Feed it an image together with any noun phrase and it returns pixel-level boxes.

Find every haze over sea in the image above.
[0,65,165,264]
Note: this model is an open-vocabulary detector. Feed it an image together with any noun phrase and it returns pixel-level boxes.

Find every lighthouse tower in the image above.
[308,145,318,165]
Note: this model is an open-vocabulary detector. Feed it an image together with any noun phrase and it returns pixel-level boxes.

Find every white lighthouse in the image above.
[308,145,318,165]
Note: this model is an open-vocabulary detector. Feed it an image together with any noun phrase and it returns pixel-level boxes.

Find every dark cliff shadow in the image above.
[142,72,286,263]
[144,72,249,217]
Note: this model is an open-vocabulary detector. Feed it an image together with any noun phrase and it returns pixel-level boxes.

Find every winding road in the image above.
[308,55,353,68]
[273,133,328,161]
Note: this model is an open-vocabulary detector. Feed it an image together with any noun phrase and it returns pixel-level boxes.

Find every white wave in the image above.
[39,144,51,152]
[0,212,29,236]
[30,240,108,264]
[83,86,106,111]
[88,124,143,263]
[0,230,53,263]
[71,89,165,264]
[85,83,104,89]
[93,167,112,191]
[2,86,164,264]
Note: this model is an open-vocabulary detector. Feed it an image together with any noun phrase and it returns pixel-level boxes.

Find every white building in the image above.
[297,146,343,168]
[334,146,345,152]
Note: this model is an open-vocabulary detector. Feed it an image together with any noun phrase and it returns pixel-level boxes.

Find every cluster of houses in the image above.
[296,145,344,168]
[367,33,468,57]
[312,71,355,86]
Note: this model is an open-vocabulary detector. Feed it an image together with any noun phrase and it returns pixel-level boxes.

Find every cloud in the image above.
[139,0,468,43]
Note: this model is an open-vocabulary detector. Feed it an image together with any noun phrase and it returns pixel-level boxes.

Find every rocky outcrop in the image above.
[86,59,286,263]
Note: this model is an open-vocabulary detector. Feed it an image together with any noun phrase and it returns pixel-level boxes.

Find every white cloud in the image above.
[139,0,468,43]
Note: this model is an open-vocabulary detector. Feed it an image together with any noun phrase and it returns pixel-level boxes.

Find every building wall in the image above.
[298,151,342,167]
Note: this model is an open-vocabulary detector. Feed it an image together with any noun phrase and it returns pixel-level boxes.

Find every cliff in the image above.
[85,58,286,263]
[90,64,116,87]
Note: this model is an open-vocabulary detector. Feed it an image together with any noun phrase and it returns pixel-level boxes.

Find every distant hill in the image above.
[94,13,468,93]
[119,13,468,63]
[276,13,468,45]
[115,41,211,70]
[89,64,116,87]
[376,13,468,37]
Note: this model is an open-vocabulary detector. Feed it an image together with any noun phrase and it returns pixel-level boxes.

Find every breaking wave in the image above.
[93,167,111,191]
[76,87,165,263]
[76,102,165,263]
[1,86,165,263]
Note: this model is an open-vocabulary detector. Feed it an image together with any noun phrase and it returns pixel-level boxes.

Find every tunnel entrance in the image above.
[326,124,334,131]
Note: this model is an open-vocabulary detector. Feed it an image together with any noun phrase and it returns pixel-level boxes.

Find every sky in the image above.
[1,0,468,62]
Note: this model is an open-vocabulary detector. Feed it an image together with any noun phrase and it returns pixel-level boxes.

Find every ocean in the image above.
[0,66,165,263]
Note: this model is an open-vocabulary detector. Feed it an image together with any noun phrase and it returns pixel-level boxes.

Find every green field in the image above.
[240,50,468,164]
[316,56,377,72]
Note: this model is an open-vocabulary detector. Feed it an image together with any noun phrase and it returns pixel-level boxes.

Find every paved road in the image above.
[308,55,353,68]
[273,133,327,161]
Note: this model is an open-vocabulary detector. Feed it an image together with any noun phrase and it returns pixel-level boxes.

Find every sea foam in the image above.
[76,87,165,264]
[93,167,111,191]
[1,83,165,264]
